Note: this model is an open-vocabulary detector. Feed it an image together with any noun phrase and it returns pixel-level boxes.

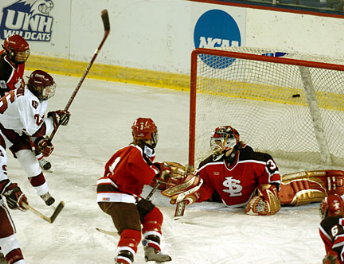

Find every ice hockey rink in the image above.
[6,72,333,264]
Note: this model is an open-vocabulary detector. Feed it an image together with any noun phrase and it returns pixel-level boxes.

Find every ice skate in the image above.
[40,192,55,206]
[144,246,171,262]
[38,157,52,171]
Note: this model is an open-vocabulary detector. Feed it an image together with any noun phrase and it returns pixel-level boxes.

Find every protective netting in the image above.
[191,47,344,169]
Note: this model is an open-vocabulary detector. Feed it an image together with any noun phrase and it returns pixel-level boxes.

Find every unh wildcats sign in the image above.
[0,0,54,41]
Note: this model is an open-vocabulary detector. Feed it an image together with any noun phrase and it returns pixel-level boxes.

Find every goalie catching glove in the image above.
[245,184,281,216]
[161,173,203,205]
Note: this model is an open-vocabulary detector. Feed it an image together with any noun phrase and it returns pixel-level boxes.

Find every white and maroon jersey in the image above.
[0,51,25,97]
[0,85,54,138]
[196,145,281,207]
[320,216,344,263]
[97,144,159,203]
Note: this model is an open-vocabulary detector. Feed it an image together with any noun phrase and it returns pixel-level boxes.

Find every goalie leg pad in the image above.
[278,179,326,206]
[279,170,344,206]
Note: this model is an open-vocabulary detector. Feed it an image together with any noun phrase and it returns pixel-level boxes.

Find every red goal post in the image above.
[189,47,344,169]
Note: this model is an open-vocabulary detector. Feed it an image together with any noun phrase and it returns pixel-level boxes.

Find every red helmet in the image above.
[210,126,240,155]
[320,194,344,219]
[27,70,56,100]
[3,35,30,64]
[132,118,158,147]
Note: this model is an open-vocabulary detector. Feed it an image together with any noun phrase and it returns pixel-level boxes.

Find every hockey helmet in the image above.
[27,70,56,100]
[3,35,30,64]
[132,117,158,147]
[320,194,344,219]
[210,126,240,155]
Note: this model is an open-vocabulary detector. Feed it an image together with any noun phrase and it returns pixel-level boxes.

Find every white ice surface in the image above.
[5,73,328,264]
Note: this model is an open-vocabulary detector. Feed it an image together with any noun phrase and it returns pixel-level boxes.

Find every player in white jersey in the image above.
[0,70,70,206]
[0,133,28,263]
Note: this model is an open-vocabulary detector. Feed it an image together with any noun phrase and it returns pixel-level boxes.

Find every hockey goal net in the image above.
[189,47,344,170]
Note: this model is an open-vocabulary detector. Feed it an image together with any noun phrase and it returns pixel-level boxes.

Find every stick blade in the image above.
[49,201,65,224]
[174,201,186,220]
[101,9,110,31]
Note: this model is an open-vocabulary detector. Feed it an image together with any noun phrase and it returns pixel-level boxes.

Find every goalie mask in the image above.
[27,70,56,100]
[132,117,158,149]
[320,194,344,220]
[210,126,240,157]
[3,35,30,64]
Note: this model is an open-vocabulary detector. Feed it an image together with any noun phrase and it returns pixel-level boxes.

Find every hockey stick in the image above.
[49,9,110,141]
[23,201,65,224]
[146,181,162,200]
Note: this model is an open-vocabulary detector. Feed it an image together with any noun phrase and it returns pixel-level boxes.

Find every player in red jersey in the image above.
[97,118,172,264]
[0,35,51,171]
[319,194,344,264]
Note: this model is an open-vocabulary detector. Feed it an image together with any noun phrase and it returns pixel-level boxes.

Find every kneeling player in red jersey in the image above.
[97,118,172,264]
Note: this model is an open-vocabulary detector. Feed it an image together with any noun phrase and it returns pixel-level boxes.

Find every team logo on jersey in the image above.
[194,9,241,69]
[222,176,242,196]
[0,0,54,41]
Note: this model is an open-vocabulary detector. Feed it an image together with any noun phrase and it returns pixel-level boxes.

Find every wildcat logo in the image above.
[222,177,242,197]
[0,0,54,41]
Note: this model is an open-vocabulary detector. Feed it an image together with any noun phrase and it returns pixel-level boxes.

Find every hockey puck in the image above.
[292,94,300,98]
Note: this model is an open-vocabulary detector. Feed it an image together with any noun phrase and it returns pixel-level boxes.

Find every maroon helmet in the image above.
[132,118,158,147]
[320,194,344,219]
[27,70,56,100]
[3,35,30,64]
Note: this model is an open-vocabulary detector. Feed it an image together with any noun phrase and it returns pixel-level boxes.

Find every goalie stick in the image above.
[23,201,65,224]
[173,165,194,220]
[49,9,111,141]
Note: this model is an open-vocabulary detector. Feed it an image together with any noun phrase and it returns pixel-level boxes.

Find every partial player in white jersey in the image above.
[0,70,70,206]
[0,134,28,263]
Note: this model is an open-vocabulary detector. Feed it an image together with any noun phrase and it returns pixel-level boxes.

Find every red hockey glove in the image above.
[3,183,28,211]
[48,110,71,127]
[245,184,281,216]
[34,137,54,157]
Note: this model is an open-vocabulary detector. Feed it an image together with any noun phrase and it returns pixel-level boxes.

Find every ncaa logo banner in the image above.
[0,0,54,41]
[194,9,244,69]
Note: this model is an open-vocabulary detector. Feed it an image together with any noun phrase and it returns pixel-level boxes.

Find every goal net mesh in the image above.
[190,47,344,170]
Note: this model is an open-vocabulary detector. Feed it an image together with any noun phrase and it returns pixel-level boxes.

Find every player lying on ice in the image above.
[97,117,172,264]
[159,125,344,216]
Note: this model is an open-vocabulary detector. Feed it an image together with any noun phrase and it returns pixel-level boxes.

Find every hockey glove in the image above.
[323,251,340,264]
[3,183,28,210]
[245,184,281,216]
[34,137,54,157]
[48,110,71,127]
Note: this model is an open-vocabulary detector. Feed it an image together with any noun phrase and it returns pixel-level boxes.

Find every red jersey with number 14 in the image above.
[196,145,281,207]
